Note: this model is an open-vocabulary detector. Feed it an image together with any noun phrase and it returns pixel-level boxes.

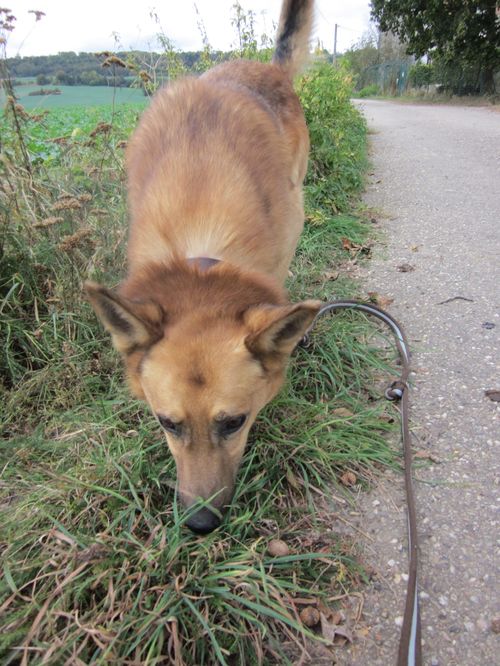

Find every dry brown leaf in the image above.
[356,627,370,639]
[320,612,353,644]
[330,611,343,625]
[367,291,395,309]
[332,407,354,418]
[341,237,371,257]
[323,270,339,281]
[340,471,357,487]
[414,450,441,463]
[491,618,500,633]
[286,468,301,490]
[332,625,354,644]
[485,389,500,402]
[397,263,415,273]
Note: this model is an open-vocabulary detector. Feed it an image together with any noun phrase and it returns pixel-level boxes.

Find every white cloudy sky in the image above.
[4,1,373,58]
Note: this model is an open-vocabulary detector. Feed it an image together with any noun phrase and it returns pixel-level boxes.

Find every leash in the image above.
[303,300,421,666]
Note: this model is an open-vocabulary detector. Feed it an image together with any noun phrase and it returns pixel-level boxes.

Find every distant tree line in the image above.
[5,50,226,87]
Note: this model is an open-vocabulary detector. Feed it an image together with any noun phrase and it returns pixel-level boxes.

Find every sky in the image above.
[3,1,373,58]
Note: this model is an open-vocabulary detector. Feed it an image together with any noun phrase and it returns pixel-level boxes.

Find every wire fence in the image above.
[358,59,412,95]
[358,59,499,96]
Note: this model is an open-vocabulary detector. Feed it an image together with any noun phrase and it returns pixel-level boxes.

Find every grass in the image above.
[0,62,399,664]
[0,84,147,110]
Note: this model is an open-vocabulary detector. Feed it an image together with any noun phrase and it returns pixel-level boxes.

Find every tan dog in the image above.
[86,0,319,533]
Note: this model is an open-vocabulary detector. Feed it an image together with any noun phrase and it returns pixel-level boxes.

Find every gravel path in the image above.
[336,100,500,666]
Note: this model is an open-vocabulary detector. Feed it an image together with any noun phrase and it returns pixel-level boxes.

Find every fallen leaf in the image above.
[332,407,354,418]
[485,390,500,403]
[323,270,339,281]
[341,237,371,257]
[491,618,500,633]
[320,612,337,643]
[329,611,343,625]
[320,612,353,644]
[414,450,441,463]
[411,245,420,252]
[286,468,301,490]
[356,627,370,638]
[332,625,354,643]
[367,291,394,309]
[397,263,415,272]
[340,471,357,487]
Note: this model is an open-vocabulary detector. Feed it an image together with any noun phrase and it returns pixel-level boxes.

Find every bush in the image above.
[408,63,433,88]
[298,62,367,214]
[357,83,381,97]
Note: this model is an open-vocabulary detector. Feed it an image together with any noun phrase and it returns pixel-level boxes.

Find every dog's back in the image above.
[86,1,318,535]
[126,0,313,283]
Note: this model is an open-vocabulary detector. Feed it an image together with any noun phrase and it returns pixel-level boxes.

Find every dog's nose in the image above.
[185,506,221,534]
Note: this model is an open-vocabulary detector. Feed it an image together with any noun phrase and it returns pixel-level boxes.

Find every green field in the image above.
[0,63,399,664]
[2,83,147,109]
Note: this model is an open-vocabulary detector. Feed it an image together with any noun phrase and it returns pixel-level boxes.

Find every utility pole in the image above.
[333,23,338,63]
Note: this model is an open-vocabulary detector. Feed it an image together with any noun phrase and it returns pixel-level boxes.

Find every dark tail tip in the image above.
[273,0,314,77]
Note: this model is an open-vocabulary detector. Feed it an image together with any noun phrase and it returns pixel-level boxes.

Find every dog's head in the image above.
[85,276,320,533]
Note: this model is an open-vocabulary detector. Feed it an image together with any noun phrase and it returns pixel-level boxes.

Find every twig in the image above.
[437,296,474,305]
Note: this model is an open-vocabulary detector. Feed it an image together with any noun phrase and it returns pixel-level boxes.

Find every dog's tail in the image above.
[273,0,314,78]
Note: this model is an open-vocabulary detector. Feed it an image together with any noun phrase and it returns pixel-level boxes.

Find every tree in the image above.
[370,0,500,93]
[36,73,49,85]
[343,29,380,77]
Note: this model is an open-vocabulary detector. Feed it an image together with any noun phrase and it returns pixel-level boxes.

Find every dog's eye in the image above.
[218,414,247,437]
[158,415,182,435]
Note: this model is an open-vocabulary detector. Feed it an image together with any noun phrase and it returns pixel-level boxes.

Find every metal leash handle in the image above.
[303,300,421,666]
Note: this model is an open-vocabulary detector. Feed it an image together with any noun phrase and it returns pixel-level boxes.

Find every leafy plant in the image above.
[408,63,433,89]
[299,62,368,214]
[357,83,381,97]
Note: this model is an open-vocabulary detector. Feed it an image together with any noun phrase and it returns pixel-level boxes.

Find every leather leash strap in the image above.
[304,300,421,666]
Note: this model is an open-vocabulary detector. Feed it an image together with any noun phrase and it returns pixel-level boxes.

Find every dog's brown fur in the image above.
[86,0,318,532]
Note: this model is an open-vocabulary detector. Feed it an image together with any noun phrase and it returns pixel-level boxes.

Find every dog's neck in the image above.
[121,260,286,316]
[186,256,221,272]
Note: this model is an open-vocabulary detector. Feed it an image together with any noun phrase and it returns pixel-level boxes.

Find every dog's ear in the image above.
[244,300,321,358]
[84,281,164,353]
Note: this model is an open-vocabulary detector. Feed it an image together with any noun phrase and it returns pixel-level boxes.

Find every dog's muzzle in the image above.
[185,506,222,534]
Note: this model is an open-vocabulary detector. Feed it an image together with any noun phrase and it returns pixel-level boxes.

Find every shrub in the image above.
[357,83,381,97]
[298,62,367,214]
[408,62,433,88]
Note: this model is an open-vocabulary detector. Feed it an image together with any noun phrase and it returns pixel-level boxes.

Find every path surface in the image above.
[337,100,500,665]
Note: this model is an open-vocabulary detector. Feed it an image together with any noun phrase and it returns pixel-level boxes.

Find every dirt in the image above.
[331,100,500,665]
